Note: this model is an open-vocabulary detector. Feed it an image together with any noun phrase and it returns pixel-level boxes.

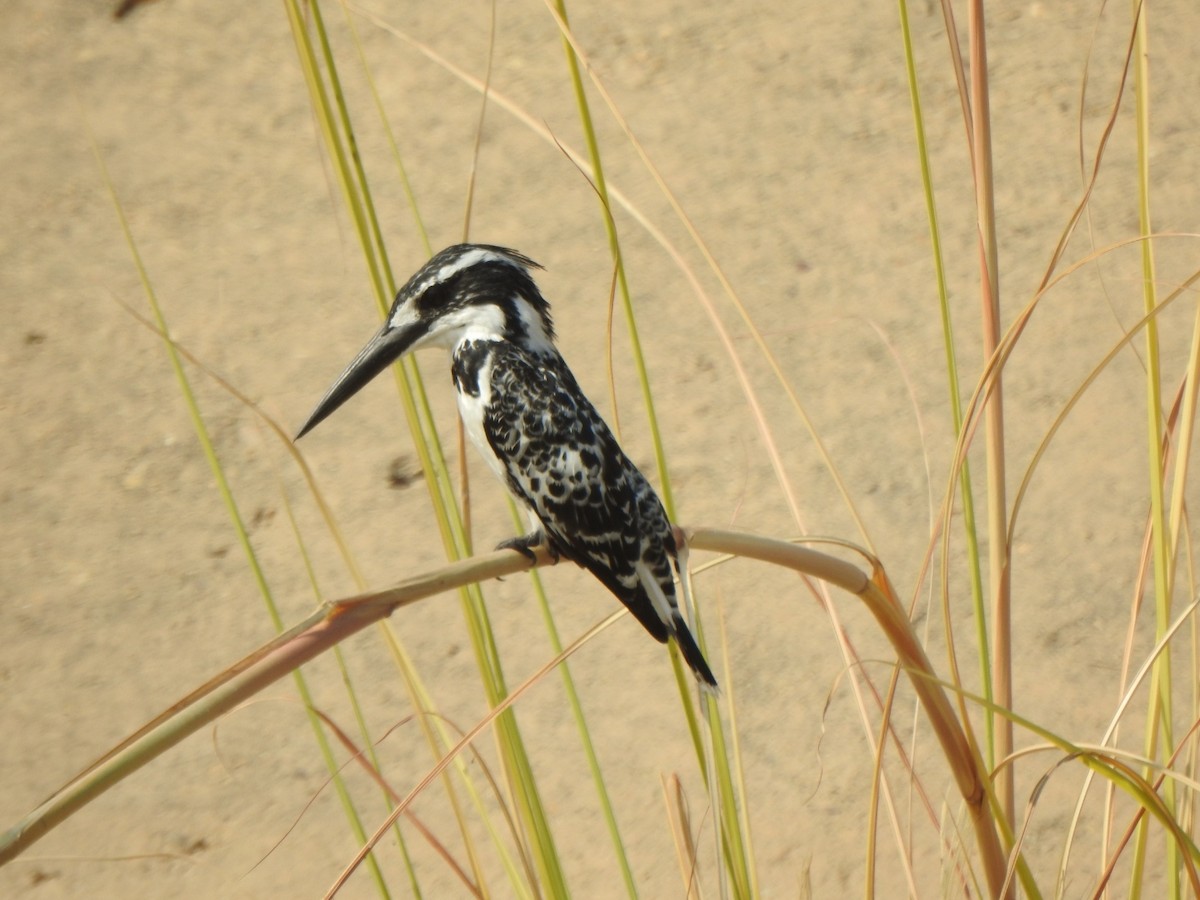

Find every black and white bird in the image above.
[295,244,716,687]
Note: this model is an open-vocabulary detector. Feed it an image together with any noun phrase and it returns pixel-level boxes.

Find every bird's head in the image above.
[294,243,554,440]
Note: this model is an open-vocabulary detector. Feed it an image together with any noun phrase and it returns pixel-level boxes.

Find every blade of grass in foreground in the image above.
[86,116,395,894]
[895,0,991,768]
[963,0,1013,826]
[287,3,501,892]
[550,0,710,715]
[286,2,567,892]
[501,499,640,898]
[550,3,748,892]
[1125,3,1179,896]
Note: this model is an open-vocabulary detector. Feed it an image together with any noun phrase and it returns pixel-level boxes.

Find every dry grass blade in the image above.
[3,528,1006,895]
[661,774,704,900]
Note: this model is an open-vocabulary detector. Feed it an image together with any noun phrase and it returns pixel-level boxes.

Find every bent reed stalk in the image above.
[0,527,1009,897]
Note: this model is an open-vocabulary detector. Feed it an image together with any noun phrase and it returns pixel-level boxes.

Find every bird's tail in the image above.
[667,535,718,690]
[670,616,718,688]
[633,557,719,689]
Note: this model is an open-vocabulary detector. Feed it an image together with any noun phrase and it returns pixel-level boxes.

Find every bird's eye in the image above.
[417,279,454,312]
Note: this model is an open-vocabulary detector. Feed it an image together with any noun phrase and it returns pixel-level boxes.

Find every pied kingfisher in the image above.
[295,244,716,687]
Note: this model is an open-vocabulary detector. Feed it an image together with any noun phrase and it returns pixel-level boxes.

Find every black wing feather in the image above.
[481,344,716,686]
[483,347,672,640]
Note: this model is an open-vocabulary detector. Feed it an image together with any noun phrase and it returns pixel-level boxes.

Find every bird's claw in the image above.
[496,530,559,565]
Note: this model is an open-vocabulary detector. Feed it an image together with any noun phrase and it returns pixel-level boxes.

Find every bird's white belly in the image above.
[455,366,543,535]
[455,377,512,488]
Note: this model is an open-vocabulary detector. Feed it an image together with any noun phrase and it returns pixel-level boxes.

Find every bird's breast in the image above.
[452,342,511,485]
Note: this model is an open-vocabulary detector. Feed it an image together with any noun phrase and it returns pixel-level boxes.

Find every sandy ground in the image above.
[4,0,1200,896]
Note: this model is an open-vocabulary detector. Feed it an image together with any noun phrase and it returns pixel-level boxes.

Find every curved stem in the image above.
[685,529,1009,896]
[0,529,1008,896]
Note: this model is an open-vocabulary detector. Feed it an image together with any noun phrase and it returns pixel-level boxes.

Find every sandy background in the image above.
[4,0,1200,896]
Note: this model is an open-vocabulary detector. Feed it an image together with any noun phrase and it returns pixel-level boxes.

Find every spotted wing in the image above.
[482,347,674,643]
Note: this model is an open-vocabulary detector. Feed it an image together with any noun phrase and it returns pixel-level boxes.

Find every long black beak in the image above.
[293,319,428,441]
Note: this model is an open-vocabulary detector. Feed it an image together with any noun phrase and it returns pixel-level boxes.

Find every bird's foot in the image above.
[496,530,560,565]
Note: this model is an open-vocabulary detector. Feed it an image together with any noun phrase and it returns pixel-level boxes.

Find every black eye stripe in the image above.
[417,277,457,311]
[396,250,556,343]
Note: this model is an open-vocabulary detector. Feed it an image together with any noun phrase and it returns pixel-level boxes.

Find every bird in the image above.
[295,243,716,687]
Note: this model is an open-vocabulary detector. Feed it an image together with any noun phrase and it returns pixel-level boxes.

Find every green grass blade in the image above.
[506,502,640,898]
[88,121,394,896]
[547,10,717,888]
[1126,2,1177,895]
[287,3,570,892]
[895,0,991,768]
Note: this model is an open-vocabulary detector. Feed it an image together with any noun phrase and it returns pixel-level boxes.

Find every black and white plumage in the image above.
[295,243,716,687]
